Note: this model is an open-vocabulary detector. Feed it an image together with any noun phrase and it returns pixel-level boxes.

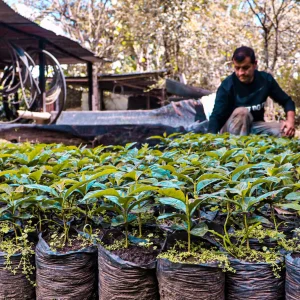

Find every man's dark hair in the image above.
[232,46,256,63]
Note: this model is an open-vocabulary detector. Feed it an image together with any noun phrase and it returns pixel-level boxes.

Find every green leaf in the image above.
[0,184,13,195]
[131,203,153,213]
[189,198,207,215]
[39,199,62,210]
[158,197,186,212]
[52,161,69,175]
[231,164,254,181]
[0,212,13,221]
[13,153,28,164]
[17,212,33,220]
[249,177,280,195]
[147,135,167,141]
[155,181,184,188]
[19,166,31,175]
[111,214,137,226]
[127,184,158,196]
[83,188,120,200]
[220,148,241,163]
[111,215,125,226]
[0,170,18,177]
[119,196,136,211]
[24,184,58,197]
[125,142,137,150]
[127,193,154,210]
[78,158,90,168]
[140,178,159,185]
[161,165,177,173]
[28,168,44,183]
[122,171,143,181]
[99,153,111,163]
[285,192,300,201]
[90,182,107,190]
[256,187,289,202]
[151,166,171,179]
[64,179,90,199]
[128,235,147,245]
[190,223,208,237]
[197,178,223,193]
[158,188,185,201]
[90,168,117,180]
[204,151,219,159]
[27,146,43,162]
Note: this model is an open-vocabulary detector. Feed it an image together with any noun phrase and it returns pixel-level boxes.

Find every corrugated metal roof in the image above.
[0,0,102,64]
[98,70,167,80]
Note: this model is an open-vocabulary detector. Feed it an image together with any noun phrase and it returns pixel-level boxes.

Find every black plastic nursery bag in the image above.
[0,251,35,300]
[98,244,159,300]
[285,253,300,300]
[35,234,97,300]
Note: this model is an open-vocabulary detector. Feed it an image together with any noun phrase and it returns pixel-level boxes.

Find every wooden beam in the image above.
[17,110,51,120]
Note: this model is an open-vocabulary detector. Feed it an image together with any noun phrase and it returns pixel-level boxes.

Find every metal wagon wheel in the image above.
[27,49,67,124]
[0,43,39,123]
[0,43,66,124]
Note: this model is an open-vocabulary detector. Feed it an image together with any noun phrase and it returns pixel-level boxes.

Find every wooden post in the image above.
[92,64,99,110]
[87,62,99,111]
[87,62,93,111]
[39,40,46,112]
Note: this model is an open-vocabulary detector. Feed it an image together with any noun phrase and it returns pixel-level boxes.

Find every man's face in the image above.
[233,56,257,84]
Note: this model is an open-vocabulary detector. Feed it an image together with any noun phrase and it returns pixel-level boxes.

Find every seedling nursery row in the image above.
[0,132,299,299]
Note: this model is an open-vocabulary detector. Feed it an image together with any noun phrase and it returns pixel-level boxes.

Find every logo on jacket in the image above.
[245,101,266,112]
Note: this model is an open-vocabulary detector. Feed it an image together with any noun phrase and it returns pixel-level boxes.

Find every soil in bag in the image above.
[285,253,300,300]
[98,229,163,300]
[157,231,226,300]
[35,233,97,300]
[226,257,285,300]
[0,252,35,300]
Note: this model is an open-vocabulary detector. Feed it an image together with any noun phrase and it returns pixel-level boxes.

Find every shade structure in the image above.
[0,0,102,67]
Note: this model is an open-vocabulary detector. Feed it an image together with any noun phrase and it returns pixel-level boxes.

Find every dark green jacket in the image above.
[207,70,295,134]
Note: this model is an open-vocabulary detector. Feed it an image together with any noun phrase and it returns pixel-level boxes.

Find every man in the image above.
[207,46,295,137]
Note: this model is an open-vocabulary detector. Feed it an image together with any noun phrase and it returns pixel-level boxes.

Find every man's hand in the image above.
[281,111,295,137]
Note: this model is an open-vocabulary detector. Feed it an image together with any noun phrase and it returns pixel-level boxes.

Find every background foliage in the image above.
[6,0,300,105]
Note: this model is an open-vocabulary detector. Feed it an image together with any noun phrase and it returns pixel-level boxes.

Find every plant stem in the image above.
[186,196,191,253]
[224,202,233,246]
[138,214,142,237]
[63,213,68,245]
[13,223,18,244]
[39,212,42,232]
[125,222,129,248]
[85,199,88,226]
[137,201,142,237]
[243,213,250,250]
[270,204,278,231]
[188,222,191,253]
